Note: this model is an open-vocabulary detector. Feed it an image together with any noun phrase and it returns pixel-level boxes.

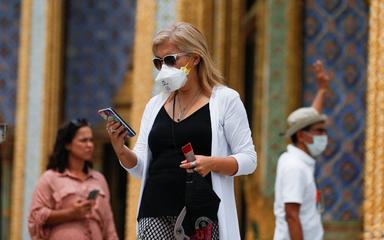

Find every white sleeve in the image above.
[121,101,152,178]
[281,166,306,204]
[223,93,257,176]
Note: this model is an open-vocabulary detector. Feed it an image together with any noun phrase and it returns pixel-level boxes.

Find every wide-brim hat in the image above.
[285,107,327,138]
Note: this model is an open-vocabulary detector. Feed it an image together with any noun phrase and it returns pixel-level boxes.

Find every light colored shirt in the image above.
[273,144,323,240]
[122,85,257,240]
[28,169,118,240]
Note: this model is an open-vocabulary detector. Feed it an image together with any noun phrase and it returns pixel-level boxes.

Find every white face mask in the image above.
[305,135,328,157]
[154,64,191,93]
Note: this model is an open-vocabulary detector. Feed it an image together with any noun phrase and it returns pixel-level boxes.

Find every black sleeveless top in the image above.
[138,103,212,219]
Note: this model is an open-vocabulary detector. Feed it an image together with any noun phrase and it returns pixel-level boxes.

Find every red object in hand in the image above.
[182,143,196,163]
[182,143,195,173]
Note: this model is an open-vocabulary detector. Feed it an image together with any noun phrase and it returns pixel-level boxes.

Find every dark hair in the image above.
[46,118,93,173]
[290,125,312,144]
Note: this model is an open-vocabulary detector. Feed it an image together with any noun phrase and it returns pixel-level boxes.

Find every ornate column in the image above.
[40,0,64,170]
[10,1,31,239]
[177,1,296,238]
[10,0,64,239]
[246,0,304,238]
[125,1,157,239]
[364,0,384,239]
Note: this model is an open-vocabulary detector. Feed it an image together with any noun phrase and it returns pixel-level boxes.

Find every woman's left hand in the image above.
[180,155,214,177]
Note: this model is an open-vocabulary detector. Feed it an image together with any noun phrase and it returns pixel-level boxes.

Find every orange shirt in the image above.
[28,169,118,240]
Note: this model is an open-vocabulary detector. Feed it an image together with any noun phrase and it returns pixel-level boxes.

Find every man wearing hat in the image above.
[273,60,329,240]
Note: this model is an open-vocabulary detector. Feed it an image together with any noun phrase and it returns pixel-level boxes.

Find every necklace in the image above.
[175,90,201,122]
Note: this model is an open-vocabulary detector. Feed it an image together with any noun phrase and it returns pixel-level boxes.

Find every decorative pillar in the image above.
[40,0,64,170]
[10,0,64,239]
[126,1,157,239]
[10,0,35,238]
[364,0,384,239]
[247,0,303,238]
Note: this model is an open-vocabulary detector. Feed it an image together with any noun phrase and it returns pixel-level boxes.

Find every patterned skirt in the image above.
[138,216,219,240]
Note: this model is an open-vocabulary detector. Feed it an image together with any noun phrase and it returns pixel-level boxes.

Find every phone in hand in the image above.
[87,189,100,200]
[98,107,136,137]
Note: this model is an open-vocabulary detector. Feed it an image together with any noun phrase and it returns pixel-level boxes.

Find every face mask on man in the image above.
[305,135,328,157]
[154,63,191,93]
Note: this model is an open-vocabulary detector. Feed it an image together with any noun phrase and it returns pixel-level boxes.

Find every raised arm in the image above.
[311,60,329,113]
[106,120,138,169]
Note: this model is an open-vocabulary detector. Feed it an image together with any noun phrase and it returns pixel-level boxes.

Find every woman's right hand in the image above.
[45,199,93,225]
[105,120,138,169]
[106,120,128,154]
[70,199,93,220]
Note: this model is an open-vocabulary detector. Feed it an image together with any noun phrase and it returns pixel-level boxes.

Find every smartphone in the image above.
[87,189,100,200]
[98,107,136,137]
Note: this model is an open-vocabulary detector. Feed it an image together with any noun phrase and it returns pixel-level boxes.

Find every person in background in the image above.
[28,119,118,240]
[273,60,329,240]
[106,22,256,240]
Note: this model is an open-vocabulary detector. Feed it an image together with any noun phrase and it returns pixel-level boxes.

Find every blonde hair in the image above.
[152,22,224,94]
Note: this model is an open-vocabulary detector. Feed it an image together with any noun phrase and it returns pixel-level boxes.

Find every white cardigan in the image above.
[122,85,257,240]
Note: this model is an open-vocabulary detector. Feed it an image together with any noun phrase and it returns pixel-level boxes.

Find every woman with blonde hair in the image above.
[106,22,256,240]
